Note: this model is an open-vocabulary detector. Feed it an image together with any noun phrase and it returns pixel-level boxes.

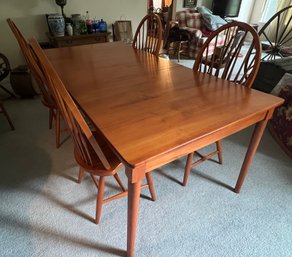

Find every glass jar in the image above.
[71,14,81,35]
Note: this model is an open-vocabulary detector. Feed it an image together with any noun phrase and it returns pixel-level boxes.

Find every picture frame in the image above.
[183,0,197,8]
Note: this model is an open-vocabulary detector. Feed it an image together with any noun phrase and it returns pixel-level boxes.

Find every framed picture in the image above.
[183,0,197,8]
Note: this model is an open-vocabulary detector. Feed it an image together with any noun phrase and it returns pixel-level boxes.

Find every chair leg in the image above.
[216,141,223,164]
[96,176,105,224]
[145,172,156,201]
[55,109,60,148]
[77,167,84,183]
[0,103,15,130]
[49,108,54,130]
[114,173,126,192]
[183,152,194,186]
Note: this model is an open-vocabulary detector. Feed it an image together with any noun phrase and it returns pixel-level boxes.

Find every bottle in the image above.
[66,23,73,36]
[79,18,87,34]
[96,20,100,32]
[92,18,98,33]
[99,19,107,32]
[85,11,92,34]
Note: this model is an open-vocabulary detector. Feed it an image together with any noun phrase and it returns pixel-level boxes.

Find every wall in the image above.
[0,0,147,67]
[176,0,212,12]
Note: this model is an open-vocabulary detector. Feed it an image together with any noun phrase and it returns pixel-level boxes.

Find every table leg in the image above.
[235,119,268,193]
[127,177,142,257]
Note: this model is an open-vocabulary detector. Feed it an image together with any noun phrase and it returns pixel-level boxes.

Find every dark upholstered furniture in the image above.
[252,57,292,93]
[269,85,292,158]
[252,57,292,158]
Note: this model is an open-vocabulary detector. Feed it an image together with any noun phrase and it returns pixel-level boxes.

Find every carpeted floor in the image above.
[0,79,292,257]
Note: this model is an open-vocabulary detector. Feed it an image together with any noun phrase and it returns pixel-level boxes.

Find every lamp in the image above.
[162,0,173,22]
[55,0,67,17]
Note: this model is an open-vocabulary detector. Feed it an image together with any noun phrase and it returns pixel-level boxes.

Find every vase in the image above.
[48,14,65,37]
[66,23,73,36]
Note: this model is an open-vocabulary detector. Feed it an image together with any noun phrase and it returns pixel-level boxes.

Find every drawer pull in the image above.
[95,37,104,42]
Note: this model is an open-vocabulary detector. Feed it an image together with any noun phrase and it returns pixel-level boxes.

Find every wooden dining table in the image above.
[45,41,284,257]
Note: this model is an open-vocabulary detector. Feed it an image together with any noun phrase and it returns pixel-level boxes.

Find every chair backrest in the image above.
[28,38,111,170]
[132,13,163,57]
[6,18,54,105]
[193,21,261,88]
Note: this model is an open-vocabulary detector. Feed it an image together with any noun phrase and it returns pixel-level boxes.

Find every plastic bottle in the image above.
[99,19,107,32]
[85,11,92,34]
[92,18,98,33]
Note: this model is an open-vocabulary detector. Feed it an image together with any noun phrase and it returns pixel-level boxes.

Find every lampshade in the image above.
[55,0,67,7]
[165,0,172,6]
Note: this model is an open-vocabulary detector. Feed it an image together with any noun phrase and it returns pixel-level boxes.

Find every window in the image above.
[260,0,277,22]
[153,0,162,9]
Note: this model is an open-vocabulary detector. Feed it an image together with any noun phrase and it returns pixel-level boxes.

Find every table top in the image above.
[45,42,283,171]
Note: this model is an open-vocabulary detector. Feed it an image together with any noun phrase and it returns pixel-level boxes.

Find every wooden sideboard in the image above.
[46,32,110,48]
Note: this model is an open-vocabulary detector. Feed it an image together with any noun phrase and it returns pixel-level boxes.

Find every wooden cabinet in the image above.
[47,32,110,48]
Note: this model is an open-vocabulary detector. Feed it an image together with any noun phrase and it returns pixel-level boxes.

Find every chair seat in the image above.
[74,131,122,176]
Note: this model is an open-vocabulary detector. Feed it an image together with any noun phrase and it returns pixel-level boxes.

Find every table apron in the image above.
[126,109,272,183]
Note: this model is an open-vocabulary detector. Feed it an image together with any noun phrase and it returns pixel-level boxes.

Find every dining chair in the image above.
[132,12,163,57]
[0,101,15,130]
[183,21,261,186]
[6,18,62,148]
[28,38,156,224]
[163,21,192,62]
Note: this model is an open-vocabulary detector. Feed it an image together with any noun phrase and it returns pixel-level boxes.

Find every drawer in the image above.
[47,32,110,48]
